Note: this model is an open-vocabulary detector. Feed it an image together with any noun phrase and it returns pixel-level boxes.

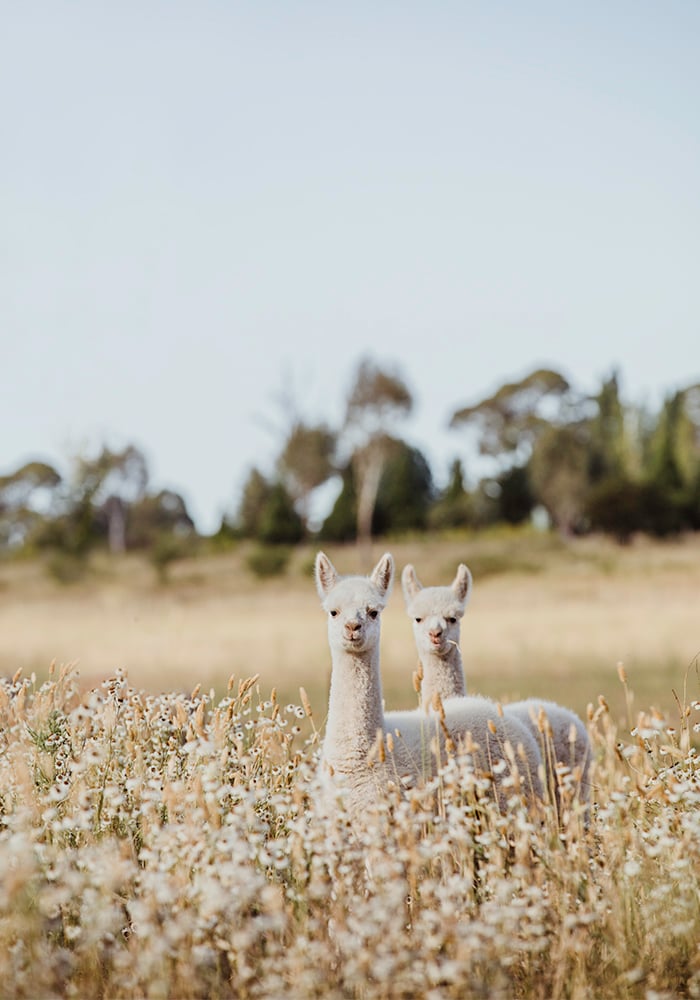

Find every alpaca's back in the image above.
[506,698,591,805]
[385,695,543,803]
[443,695,543,800]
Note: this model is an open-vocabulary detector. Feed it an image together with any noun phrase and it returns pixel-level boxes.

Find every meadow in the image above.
[0,530,699,997]
[1,529,698,723]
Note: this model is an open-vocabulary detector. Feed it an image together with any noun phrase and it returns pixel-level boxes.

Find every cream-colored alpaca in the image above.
[401,563,592,807]
[315,551,542,819]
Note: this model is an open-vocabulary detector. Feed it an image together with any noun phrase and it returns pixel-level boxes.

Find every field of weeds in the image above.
[1,657,699,999]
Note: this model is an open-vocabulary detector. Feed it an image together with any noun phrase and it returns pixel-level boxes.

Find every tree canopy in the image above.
[450,368,576,461]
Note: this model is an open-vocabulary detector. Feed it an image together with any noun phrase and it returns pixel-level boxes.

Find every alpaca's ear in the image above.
[370,552,394,597]
[452,564,473,605]
[315,552,338,599]
[401,564,422,604]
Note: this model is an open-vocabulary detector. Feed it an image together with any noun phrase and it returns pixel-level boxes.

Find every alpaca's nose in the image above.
[344,620,361,638]
[429,625,443,639]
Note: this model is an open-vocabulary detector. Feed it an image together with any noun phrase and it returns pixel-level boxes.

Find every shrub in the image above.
[587,476,688,542]
[149,532,192,583]
[258,484,304,545]
[45,551,88,584]
[245,544,292,578]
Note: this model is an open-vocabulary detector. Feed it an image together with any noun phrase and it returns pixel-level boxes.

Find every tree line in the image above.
[225,361,700,548]
[2,361,699,575]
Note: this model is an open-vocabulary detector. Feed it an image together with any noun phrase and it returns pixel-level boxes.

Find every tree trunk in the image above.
[355,445,385,560]
[105,496,127,554]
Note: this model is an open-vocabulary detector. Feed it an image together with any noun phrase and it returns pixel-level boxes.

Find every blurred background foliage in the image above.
[2,360,699,579]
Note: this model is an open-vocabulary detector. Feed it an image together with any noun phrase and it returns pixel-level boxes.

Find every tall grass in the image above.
[0,660,698,998]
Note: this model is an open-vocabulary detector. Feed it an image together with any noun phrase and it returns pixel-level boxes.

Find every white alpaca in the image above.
[401,562,592,808]
[315,551,542,819]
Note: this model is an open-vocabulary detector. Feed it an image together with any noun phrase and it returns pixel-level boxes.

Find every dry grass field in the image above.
[1,530,699,998]
[1,643,699,998]
[1,530,698,727]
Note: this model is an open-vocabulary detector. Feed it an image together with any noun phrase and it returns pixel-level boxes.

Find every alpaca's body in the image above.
[401,563,592,806]
[504,698,591,805]
[315,552,541,819]
[385,694,543,800]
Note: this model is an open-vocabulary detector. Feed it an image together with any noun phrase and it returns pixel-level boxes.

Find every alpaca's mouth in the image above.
[429,638,448,654]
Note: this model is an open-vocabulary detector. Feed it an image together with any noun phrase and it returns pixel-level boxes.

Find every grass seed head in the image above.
[299,687,313,718]
[412,662,424,694]
[431,692,446,720]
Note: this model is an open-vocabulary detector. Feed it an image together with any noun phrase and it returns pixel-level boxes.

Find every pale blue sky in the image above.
[2,2,699,532]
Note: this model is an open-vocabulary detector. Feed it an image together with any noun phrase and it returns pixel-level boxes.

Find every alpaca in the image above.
[401,562,592,808]
[315,551,542,819]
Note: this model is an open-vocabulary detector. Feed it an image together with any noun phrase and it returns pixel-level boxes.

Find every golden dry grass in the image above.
[0,656,699,998]
[0,530,698,727]
[0,533,699,998]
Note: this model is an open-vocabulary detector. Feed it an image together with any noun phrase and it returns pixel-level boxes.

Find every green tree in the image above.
[31,444,197,561]
[587,371,629,484]
[373,441,434,535]
[73,445,149,553]
[638,386,700,536]
[647,392,686,494]
[34,495,97,559]
[684,466,700,530]
[320,440,433,540]
[277,421,336,530]
[0,460,62,550]
[127,490,195,549]
[497,464,535,525]
[318,465,356,542]
[232,470,303,544]
[586,476,646,543]
[257,482,304,545]
[235,468,274,539]
[529,424,590,536]
[343,358,413,552]
[428,459,473,530]
[450,368,576,464]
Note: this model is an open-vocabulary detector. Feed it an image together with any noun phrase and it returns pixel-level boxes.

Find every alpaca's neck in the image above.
[420,644,466,710]
[323,645,385,775]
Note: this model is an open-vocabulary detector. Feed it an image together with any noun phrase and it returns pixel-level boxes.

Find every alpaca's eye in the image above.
[330,610,338,618]
[368,609,378,620]
[415,617,422,624]
[448,617,457,624]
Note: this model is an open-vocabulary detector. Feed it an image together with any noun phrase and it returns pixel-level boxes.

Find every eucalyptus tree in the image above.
[449,368,578,467]
[276,421,336,531]
[529,425,591,536]
[0,460,61,549]
[450,368,586,532]
[233,467,303,544]
[76,445,149,553]
[342,358,413,551]
[320,438,433,542]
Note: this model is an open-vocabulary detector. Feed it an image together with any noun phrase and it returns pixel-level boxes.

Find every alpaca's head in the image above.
[315,551,394,655]
[401,563,472,659]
